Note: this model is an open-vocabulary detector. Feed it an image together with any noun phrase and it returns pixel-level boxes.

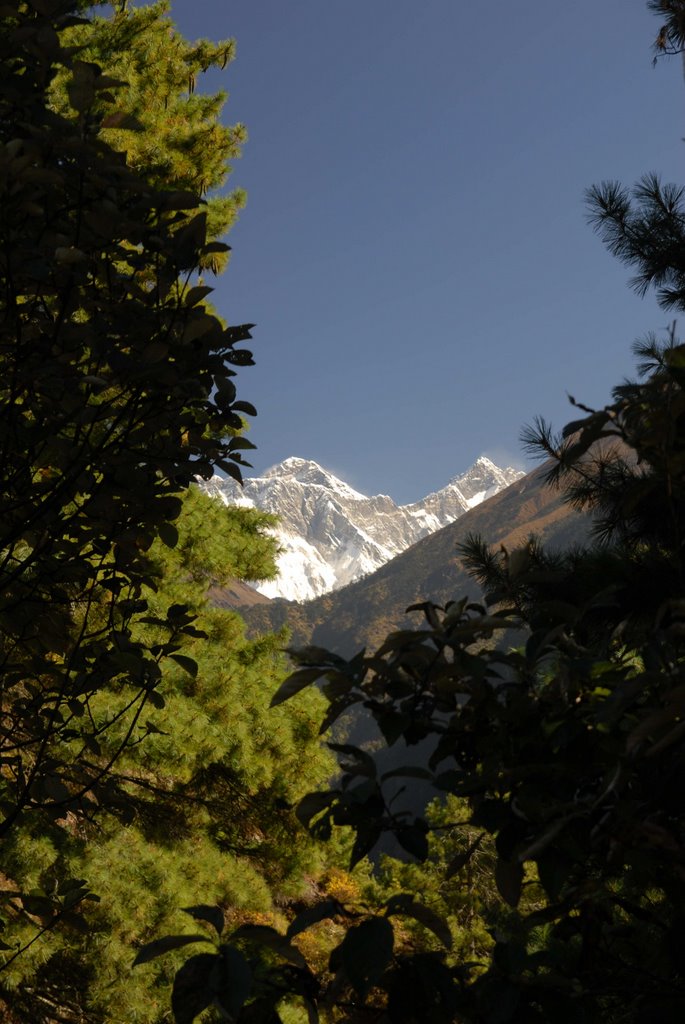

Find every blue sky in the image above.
[171,0,684,504]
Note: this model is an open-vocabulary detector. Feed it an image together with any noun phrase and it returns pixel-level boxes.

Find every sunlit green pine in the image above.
[55,0,246,270]
[0,2,339,1020]
[365,796,499,965]
[0,489,336,1022]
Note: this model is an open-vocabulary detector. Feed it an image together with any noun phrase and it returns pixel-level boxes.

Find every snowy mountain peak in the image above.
[263,456,320,478]
[200,455,524,603]
[465,455,497,476]
[261,457,365,500]
[447,456,522,509]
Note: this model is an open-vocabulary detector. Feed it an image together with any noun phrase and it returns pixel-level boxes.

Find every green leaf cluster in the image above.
[0,489,336,1022]
[51,0,246,272]
[0,2,337,1020]
[0,0,256,867]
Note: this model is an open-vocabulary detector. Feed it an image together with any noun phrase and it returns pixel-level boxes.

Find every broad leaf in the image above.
[286,899,341,939]
[396,822,429,861]
[170,654,199,678]
[211,945,252,1018]
[495,858,523,908]
[132,934,211,967]
[296,791,334,828]
[171,953,216,1024]
[182,905,225,938]
[350,823,382,867]
[158,522,179,549]
[230,924,307,967]
[385,895,452,949]
[270,668,325,707]
[336,917,394,997]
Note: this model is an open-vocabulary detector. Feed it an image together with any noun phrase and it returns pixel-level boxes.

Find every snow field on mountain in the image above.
[200,456,523,602]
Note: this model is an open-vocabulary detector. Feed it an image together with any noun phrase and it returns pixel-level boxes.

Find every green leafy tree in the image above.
[0,487,336,1023]
[0,7,345,1019]
[0,0,259,990]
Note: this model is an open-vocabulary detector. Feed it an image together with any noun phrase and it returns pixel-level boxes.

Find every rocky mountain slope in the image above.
[200,455,523,601]
[235,463,591,655]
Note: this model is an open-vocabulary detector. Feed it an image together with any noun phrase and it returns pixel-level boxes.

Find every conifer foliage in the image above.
[0,0,251,834]
[0,0,295,1016]
[0,487,334,1022]
[53,0,248,272]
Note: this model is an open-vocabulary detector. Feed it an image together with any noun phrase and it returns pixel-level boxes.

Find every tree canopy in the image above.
[53,0,246,272]
[0,0,253,838]
[0,486,337,1022]
[0,2,339,1020]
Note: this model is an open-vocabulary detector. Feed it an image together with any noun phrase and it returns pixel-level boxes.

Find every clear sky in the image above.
[170,0,683,504]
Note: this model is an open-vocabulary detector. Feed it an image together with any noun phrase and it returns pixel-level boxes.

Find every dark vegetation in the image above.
[3,0,685,1022]
[0,2,338,1020]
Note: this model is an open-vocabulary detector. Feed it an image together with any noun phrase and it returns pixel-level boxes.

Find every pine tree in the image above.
[0,0,245,850]
[650,0,685,60]
[0,4,342,1018]
[0,488,335,1023]
[53,0,247,273]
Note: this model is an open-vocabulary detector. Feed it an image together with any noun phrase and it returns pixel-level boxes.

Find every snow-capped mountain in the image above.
[200,456,523,602]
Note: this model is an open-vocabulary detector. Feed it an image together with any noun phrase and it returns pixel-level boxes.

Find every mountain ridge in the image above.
[233,462,591,655]
[200,455,523,601]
